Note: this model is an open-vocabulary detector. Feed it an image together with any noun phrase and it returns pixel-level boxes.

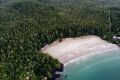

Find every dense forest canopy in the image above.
[0,0,120,80]
[1,0,120,7]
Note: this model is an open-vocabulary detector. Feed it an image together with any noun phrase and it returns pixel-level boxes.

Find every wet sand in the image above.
[41,35,119,64]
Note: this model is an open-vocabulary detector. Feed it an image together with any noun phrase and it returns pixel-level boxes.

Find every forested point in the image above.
[0,0,120,80]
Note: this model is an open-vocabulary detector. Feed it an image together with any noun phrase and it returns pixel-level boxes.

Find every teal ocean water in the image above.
[63,49,120,80]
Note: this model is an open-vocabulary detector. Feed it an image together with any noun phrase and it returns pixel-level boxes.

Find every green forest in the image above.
[0,0,120,80]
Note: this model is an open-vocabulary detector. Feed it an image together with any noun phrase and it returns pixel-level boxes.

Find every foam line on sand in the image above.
[41,35,119,65]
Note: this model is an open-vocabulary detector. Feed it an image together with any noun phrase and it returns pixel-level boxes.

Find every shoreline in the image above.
[64,48,120,66]
[41,35,120,66]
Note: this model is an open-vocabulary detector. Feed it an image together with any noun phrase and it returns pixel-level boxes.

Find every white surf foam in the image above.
[64,48,120,66]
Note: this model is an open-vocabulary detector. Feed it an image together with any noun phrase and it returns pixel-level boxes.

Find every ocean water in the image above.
[63,49,120,80]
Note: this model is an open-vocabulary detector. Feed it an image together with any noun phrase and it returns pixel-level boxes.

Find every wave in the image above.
[64,48,120,66]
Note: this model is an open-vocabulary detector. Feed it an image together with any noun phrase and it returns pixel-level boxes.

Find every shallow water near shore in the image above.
[63,49,120,80]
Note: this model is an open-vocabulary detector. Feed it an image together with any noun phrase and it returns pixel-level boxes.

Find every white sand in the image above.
[41,35,119,64]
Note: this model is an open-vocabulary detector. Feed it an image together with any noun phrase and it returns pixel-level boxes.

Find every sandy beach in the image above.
[41,35,119,65]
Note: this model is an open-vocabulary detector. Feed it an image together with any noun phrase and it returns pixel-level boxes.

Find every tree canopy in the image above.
[0,0,120,80]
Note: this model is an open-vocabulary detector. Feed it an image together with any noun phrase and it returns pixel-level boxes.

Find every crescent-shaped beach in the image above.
[41,35,119,65]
